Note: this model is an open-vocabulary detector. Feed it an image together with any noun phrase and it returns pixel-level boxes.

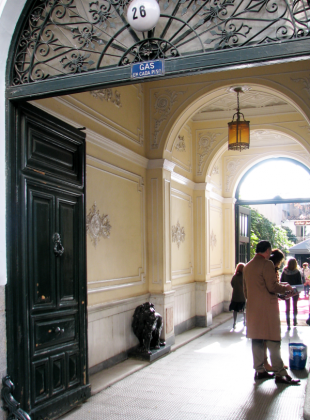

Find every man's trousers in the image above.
[252,339,287,376]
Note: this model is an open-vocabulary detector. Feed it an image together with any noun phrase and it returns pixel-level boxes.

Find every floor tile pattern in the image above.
[61,319,309,420]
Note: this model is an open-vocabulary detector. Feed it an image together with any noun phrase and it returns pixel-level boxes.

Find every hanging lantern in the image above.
[228,87,250,151]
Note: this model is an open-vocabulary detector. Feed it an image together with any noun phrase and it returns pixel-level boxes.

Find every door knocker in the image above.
[53,233,64,257]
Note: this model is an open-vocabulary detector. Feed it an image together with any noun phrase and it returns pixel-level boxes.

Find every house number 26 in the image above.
[132,5,146,19]
[127,0,160,32]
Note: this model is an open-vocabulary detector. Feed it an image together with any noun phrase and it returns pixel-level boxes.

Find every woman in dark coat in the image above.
[280,258,302,329]
[229,263,245,329]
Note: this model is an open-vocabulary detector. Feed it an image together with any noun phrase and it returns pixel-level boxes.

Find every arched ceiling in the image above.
[189,88,300,152]
[191,89,295,121]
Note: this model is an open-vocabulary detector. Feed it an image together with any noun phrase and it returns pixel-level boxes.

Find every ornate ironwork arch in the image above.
[11,0,310,86]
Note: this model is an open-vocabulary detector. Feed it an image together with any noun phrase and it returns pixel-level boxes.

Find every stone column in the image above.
[147,159,176,345]
[194,183,213,327]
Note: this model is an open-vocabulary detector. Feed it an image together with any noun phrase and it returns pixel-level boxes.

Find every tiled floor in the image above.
[60,312,310,420]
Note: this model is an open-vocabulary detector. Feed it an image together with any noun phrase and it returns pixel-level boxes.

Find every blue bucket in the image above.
[289,343,307,370]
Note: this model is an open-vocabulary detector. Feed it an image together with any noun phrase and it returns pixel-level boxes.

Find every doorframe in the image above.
[234,157,310,265]
[5,100,91,417]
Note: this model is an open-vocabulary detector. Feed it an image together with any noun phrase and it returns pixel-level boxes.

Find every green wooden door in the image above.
[8,102,90,419]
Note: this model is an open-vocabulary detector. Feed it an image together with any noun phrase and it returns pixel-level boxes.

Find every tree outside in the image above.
[249,207,295,259]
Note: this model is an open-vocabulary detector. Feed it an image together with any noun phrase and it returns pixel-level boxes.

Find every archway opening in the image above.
[235,158,310,266]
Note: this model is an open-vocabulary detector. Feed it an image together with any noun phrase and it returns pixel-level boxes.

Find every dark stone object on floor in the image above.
[132,302,165,355]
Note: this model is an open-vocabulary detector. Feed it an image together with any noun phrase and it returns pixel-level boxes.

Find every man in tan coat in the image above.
[243,240,300,385]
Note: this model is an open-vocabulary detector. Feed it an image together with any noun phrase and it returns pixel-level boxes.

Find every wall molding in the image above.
[88,293,151,317]
[86,155,146,293]
[151,178,160,284]
[171,172,195,189]
[57,90,144,146]
[151,89,186,149]
[87,130,148,168]
[172,124,192,173]
[196,196,203,276]
[147,159,176,172]
[210,204,223,271]
[224,208,231,270]
[171,188,193,279]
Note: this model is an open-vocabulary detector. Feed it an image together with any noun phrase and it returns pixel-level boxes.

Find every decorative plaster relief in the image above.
[210,230,217,251]
[172,125,192,173]
[86,156,146,293]
[291,75,310,98]
[175,135,186,152]
[152,89,185,149]
[172,221,185,249]
[90,88,122,107]
[299,124,310,135]
[56,88,144,146]
[225,158,244,192]
[251,130,283,141]
[211,165,219,175]
[198,90,286,114]
[86,202,112,247]
[197,132,220,175]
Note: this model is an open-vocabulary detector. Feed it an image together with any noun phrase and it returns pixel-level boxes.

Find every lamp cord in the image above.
[237,91,240,115]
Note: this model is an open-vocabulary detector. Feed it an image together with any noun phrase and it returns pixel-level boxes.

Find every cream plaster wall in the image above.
[34,84,146,156]
[88,294,149,371]
[86,150,147,306]
[173,283,196,329]
[171,183,194,286]
[209,200,223,276]
[171,123,194,179]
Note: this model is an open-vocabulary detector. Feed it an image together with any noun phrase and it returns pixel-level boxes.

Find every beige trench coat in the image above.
[243,254,288,341]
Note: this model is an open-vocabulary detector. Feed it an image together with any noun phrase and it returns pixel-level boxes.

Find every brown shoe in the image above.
[254,371,275,380]
[275,375,300,385]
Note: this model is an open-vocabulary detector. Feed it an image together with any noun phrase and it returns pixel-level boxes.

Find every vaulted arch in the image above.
[163,82,310,171]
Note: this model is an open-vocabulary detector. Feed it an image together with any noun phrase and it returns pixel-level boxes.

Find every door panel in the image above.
[28,184,56,309]
[23,112,83,185]
[58,198,79,304]
[67,349,80,388]
[50,353,66,396]
[33,314,77,352]
[32,358,50,404]
[8,102,90,420]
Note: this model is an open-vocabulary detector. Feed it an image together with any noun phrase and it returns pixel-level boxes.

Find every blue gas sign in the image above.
[131,60,165,79]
